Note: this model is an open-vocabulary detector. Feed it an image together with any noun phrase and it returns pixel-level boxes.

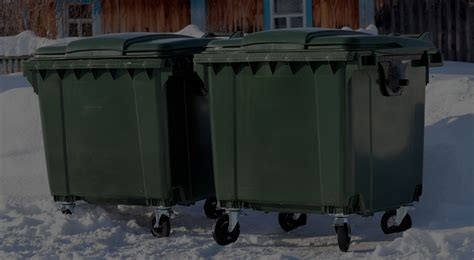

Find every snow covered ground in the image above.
[0,62,473,259]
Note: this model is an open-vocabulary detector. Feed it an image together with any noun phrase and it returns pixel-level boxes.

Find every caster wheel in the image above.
[61,209,72,215]
[336,223,351,252]
[213,214,240,246]
[381,210,412,234]
[151,213,171,237]
[278,213,307,232]
[204,197,224,219]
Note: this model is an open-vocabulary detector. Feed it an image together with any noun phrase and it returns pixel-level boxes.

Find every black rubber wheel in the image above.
[151,213,171,237]
[278,213,307,232]
[336,223,351,252]
[212,214,240,246]
[61,209,72,215]
[381,211,412,234]
[204,197,224,219]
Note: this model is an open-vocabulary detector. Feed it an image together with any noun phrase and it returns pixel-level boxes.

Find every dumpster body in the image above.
[194,29,442,250]
[23,33,221,236]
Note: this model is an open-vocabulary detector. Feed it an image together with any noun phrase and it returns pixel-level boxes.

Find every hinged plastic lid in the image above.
[34,33,212,58]
[242,28,368,46]
[206,28,436,52]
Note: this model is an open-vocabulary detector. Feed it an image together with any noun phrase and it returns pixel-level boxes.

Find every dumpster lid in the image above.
[206,28,435,52]
[34,33,212,58]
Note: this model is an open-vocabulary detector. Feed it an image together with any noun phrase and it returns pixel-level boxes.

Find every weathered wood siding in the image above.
[101,0,191,33]
[375,0,474,62]
[0,0,56,38]
[313,0,360,29]
[27,0,57,38]
[207,0,263,33]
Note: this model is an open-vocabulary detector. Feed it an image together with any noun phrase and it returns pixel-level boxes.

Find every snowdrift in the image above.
[0,31,78,57]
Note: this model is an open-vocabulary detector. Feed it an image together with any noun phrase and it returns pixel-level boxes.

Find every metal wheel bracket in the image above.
[226,209,240,233]
[58,202,75,213]
[154,206,171,228]
[332,213,349,227]
[292,213,301,220]
[395,206,413,226]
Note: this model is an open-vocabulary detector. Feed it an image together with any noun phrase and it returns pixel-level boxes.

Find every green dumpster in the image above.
[194,29,443,251]
[23,33,222,237]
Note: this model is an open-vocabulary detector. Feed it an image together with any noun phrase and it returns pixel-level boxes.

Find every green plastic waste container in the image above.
[23,33,223,237]
[194,29,443,251]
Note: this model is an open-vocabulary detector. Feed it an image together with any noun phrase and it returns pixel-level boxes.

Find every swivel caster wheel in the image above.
[381,210,412,234]
[213,214,240,246]
[278,213,307,232]
[336,223,351,252]
[151,213,171,237]
[204,196,224,219]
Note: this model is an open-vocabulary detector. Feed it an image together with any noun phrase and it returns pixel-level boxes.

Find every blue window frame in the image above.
[190,0,208,31]
[359,0,374,28]
[264,0,312,30]
[56,0,101,37]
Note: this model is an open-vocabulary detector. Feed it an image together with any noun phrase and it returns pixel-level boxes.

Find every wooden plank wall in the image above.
[0,0,55,38]
[207,0,263,33]
[0,1,22,36]
[313,0,360,29]
[101,0,191,33]
[26,0,57,38]
[375,0,474,62]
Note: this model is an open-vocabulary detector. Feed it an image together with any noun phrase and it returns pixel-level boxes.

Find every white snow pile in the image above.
[0,31,79,57]
[0,73,30,94]
[0,62,473,259]
[342,24,379,35]
[175,24,206,38]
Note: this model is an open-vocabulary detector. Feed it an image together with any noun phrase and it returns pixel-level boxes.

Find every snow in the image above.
[342,24,379,35]
[0,25,206,58]
[0,62,473,259]
[0,73,30,94]
[175,24,206,38]
[0,31,79,57]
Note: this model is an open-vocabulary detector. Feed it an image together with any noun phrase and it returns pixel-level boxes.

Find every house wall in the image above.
[375,0,473,62]
[207,0,263,33]
[28,0,57,38]
[0,0,24,36]
[0,0,56,38]
[313,0,360,29]
[206,0,360,33]
[101,0,191,33]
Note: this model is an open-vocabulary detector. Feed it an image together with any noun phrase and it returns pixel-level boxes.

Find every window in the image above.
[270,0,306,29]
[66,4,93,37]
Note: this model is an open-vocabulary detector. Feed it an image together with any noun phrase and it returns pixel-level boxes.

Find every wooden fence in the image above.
[375,0,474,62]
[313,0,360,29]
[207,0,263,33]
[0,56,31,75]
